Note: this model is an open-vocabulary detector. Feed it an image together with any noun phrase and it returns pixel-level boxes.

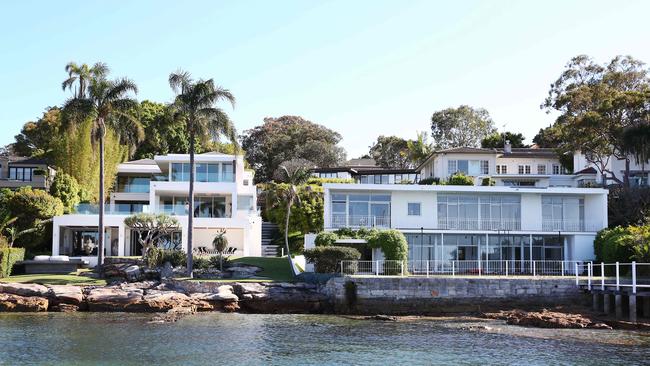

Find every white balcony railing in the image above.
[330,214,390,229]
[437,219,521,231]
[542,219,585,231]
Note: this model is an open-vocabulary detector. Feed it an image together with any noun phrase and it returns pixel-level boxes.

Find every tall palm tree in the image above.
[62,66,141,267]
[61,62,109,99]
[168,70,238,277]
[273,159,314,273]
[407,131,433,167]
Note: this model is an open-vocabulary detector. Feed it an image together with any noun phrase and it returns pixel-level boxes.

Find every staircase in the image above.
[261,222,279,257]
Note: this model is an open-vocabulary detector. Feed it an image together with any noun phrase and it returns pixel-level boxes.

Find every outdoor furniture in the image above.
[18,256,89,274]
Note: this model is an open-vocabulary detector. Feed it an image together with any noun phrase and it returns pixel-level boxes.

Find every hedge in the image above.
[446,173,474,186]
[0,247,25,278]
[304,246,361,273]
[315,231,339,246]
[146,248,187,268]
[594,225,650,264]
[366,229,408,261]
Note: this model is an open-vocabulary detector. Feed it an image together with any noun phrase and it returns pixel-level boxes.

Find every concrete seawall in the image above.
[322,276,587,315]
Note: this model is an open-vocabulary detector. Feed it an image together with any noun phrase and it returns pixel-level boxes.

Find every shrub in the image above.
[446,173,474,186]
[193,257,211,270]
[307,177,355,186]
[304,246,361,273]
[147,248,187,268]
[315,231,339,246]
[0,247,25,278]
[273,232,305,255]
[481,177,495,186]
[418,177,440,185]
[50,173,81,213]
[366,229,408,261]
[594,226,650,263]
[263,182,324,236]
[334,227,357,238]
[32,168,47,176]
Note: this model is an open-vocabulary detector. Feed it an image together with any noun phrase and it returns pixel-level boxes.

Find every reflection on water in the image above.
[0,313,648,365]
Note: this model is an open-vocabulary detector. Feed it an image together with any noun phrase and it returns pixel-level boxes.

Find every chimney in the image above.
[504,140,512,154]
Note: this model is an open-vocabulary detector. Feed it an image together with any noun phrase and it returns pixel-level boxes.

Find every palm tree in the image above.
[62,65,142,267]
[407,131,433,167]
[61,62,109,99]
[168,70,238,277]
[273,159,314,273]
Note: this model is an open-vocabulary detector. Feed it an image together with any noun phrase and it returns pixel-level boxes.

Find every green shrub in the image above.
[356,227,379,239]
[418,177,440,185]
[193,257,211,270]
[446,173,474,186]
[594,225,650,264]
[307,177,355,186]
[334,227,357,238]
[147,248,187,268]
[50,173,81,213]
[0,247,25,278]
[315,231,339,246]
[273,231,305,255]
[304,246,361,273]
[32,168,46,176]
[367,229,408,261]
[481,177,495,186]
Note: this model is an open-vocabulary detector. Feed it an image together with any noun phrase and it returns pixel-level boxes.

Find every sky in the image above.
[1,0,650,158]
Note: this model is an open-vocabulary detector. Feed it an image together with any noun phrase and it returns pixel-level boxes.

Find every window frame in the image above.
[407,202,421,216]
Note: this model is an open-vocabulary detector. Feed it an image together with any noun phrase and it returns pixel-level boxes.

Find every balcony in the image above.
[72,203,150,215]
[542,219,591,232]
[330,214,390,229]
[437,219,521,231]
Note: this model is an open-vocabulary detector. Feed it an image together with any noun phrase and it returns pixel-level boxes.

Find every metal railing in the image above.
[578,262,650,294]
[542,219,584,231]
[330,214,391,229]
[340,259,588,277]
[437,219,521,231]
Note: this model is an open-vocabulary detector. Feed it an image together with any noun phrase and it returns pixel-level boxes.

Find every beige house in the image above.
[0,155,55,190]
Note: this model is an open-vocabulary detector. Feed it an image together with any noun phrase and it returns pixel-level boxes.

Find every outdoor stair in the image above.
[262,222,279,257]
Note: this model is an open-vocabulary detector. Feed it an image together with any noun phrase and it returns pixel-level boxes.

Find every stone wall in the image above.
[322,276,588,315]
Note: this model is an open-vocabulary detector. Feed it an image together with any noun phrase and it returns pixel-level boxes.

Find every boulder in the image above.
[189,285,240,312]
[225,265,261,279]
[142,290,203,312]
[487,309,613,329]
[233,282,327,313]
[0,283,50,297]
[0,293,48,312]
[102,263,144,282]
[47,285,84,306]
[160,262,174,279]
[85,287,145,312]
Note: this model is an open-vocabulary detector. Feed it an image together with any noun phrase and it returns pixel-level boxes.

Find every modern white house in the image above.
[316,143,609,265]
[52,153,262,266]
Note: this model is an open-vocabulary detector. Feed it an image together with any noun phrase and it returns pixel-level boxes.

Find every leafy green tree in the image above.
[61,62,108,99]
[132,100,190,159]
[481,131,527,148]
[264,182,324,236]
[62,63,142,265]
[542,55,650,186]
[447,173,475,185]
[406,131,433,167]
[430,105,497,149]
[366,229,408,261]
[241,116,346,182]
[12,107,62,159]
[49,173,80,213]
[369,135,410,168]
[168,70,238,276]
[124,213,180,259]
[622,124,650,171]
[272,158,314,272]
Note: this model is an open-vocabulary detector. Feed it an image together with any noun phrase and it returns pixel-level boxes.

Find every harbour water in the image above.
[0,313,648,365]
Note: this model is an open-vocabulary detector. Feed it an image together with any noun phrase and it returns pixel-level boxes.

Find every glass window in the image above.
[408,202,421,216]
[196,163,208,182]
[237,195,254,211]
[9,167,34,181]
[448,160,458,175]
[552,164,560,175]
[458,160,469,174]
[222,162,234,182]
[537,164,546,175]
[480,160,489,174]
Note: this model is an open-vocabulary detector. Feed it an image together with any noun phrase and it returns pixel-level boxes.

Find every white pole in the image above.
[375,260,379,276]
[533,261,536,277]
[426,260,429,278]
[505,260,508,277]
[632,261,637,294]
[601,262,605,291]
[574,262,579,286]
[478,259,482,276]
[587,262,592,291]
[452,260,455,277]
[616,262,621,291]
[341,261,344,276]
[401,261,404,277]
[561,261,564,277]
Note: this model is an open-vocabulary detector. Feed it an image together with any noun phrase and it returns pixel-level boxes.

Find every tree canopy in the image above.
[481,131,527,148]
[241,116,346,182]
[368,135,411,168]
[430,105,497,149]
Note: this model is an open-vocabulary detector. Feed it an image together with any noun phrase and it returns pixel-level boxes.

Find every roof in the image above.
[575,167,597,175]
[122,158,157,165]
[435,147,498,154]
[344,158,378,168]
[416,146,562,171]
[499,148,557,159]
[2,156,50,165]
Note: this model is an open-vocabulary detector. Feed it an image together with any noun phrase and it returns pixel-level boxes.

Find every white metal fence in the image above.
[340,260,588,277]
[578,262,650,294]
[330,214,390,229]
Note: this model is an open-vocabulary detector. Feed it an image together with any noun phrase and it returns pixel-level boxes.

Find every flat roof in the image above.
[323,183,608,195]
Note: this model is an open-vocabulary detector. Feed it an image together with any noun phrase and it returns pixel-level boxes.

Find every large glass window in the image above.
[9,167,34,181]
[222,163,234,182]
[438,194,520,230]
[448,160,489,176]
[329,193,390,228]
[171,163,191,181]
[194,196,227,218]
[114,201,149,214]
[117,176,150,193]
[542,195,584,231]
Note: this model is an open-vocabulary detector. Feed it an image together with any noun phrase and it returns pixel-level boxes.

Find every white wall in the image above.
[390,191,437,229]
[521,193,542,231]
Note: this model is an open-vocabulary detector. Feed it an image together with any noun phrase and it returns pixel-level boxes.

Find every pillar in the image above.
[603,293,611,314]
[593,293,600,311]
[615,294,623,319]
[629,295,637,323]
[644,297,650,319]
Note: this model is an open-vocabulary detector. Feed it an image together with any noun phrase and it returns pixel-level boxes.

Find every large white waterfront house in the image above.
[52,153,262,266]
[320,143,609,264]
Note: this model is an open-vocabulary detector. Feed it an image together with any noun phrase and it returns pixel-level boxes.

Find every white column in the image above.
[529,234,533,260]
[231,192,237,217]
[118,225,126,256]
[52,220,60,256]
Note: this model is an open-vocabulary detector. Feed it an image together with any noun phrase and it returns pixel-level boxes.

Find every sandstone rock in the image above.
[189,285,240,312]
[233,282,327,313]
[47,285,84,306]
[366,314,397,321]
[51,303,80,312]
[225,265,261,278]
[102,263,144,282]
[488,309,613,329]
[86,287,145,312]
[160,262,173,279]
[142,290,198,312]
[0,293,48,312]
[0,283,50,297]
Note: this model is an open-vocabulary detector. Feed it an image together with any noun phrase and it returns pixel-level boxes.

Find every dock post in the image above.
[592,292,600,311]
[603,294,611,314]
[629,295,637,323]
[615,294,623,319]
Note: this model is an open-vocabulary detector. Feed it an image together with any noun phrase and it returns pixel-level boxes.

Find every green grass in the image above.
[0,271,107,286]
[229,256,295,282]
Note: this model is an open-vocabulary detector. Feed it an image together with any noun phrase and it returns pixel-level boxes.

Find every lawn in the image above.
[228,256,295,282]
[1,271,107,286]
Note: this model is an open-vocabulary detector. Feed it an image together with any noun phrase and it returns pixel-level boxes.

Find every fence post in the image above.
[587,262,592,291]
[616,262,621,291]
[341,261,344,276]
[478,259,482,276]
[532,261,536,277]
[575,262,579,286]
[601,262,605,290]
[426,260,429,278]
[401,261,405,277]
[632,261,637,294]
[452,261,455,277]
[375,260,379,276]
[505,260,508,277]
[561,261,565,277]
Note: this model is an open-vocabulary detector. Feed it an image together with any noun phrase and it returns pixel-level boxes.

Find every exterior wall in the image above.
[0,161,53,190]
[433,152,497,180]
[390,191,437,229]
[520,193,542,231]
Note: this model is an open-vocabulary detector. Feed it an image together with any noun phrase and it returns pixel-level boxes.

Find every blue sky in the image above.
[1,0,650,158]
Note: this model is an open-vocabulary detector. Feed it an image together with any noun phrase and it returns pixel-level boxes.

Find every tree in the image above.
[61,62,108,99]
[369,136,410,168]
[12,107,61,159]
[124,213,180,259]
[532,126,562,148]
[622,124,650,172]
[241,116,346,182]
[212,229,228,270]
[49,173,80,213]
[542,55,650,186]
[62,62,142,266]
[168,70,238,277]
[481,132,527,148]
[263,182,324,236]
[430,105,497,149]
[132,100,190,159]
[272,158,314,273]
[406,131,434,167]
